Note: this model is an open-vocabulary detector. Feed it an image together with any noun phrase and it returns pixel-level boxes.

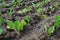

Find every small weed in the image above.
[7,6,14,17]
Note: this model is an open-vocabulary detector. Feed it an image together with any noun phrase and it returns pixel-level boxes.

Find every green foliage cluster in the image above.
[47,16,60,36]
[32,3,43,14]
[54,2,60,7]
[0,28,3,35]
[13,0,22,6]
[49,6,55,12]
[37,8,43,14]
[0,17,4,25]
[7,6,14,17]
[6,20,26,32]
[18,6,32,14]
[32,0,50,9]
[0,0,5,2]
[32,0,51,14]
[44,0,50,4]
[6,16,30,34]
[25,15,30,23]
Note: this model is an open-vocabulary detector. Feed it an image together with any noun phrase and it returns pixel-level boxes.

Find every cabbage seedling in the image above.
[49,6,55,12]
[6,20,27,34]
[48,16,60,36]
[37,8,43,14]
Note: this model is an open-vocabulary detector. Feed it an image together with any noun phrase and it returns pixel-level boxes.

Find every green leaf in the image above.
[14,20,21,31]
[54,16,60,29]
[0,18,4,25]
[32,3,37,9]
[47,26,55,35]
[6,20,15,29]
[0,28,3,35]
[6,20,27,33]
[37,8,42,14]
[19,20,27,30]
[25,16,30,23]
[54,16,60,22]
[0,0,5,2]
[17,0,22,5]
[54,2,60,6]
[23,8,28,13]
[36,2,44,7]
[26,6,32,12]
[21,20,27,26]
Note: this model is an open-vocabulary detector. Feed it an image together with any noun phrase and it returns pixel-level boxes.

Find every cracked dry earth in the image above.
[0,0,60,40]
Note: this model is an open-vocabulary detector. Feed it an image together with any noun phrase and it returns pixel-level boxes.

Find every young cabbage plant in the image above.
[6,20,27,34]
[36,1,44,7]
[32,2,44,9]
[18,8,28,15]
[49,6,55,12]
[48,16,60,36]
[44,15,60,36]
[18,6,32,15]
[54,2,60,9]
[37,8,43,14]
[23,8,28,13]
[47,26,55,36]
[44,23,55,36]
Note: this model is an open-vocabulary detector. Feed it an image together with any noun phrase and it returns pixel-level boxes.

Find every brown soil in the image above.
[0,0,60,40]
